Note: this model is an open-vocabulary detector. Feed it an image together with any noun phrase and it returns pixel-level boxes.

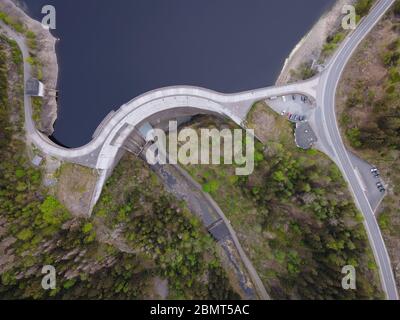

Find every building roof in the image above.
[31,155,43,167]
[26,78,43,96]
[295,121,318,149]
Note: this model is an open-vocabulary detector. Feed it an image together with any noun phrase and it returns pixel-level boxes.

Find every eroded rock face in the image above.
[0,0,59,135]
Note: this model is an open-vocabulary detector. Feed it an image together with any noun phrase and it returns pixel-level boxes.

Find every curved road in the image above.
[318,0,398,300]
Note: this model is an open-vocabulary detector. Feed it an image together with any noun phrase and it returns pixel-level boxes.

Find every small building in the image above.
[31,155,43,167]
[295,121,318,149]
[26,78,44,97]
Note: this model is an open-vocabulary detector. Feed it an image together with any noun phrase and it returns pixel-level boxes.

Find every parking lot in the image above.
[348,151,386,212]
[266,93,315,123]
[265,94,385,210]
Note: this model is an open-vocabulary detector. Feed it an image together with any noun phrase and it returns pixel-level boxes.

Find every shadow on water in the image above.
[48,129,69,148]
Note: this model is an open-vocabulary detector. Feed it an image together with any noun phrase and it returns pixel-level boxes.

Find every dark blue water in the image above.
[23,0,335,147]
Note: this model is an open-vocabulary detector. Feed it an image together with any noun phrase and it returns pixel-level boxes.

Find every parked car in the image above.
[287,113,305,122]
[376,182,385,193]
[371,167,380,177]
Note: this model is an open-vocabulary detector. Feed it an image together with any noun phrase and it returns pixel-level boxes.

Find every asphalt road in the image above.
[320,0,398,300]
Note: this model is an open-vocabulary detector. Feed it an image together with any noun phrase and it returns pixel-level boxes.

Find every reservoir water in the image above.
[23,0,335,147]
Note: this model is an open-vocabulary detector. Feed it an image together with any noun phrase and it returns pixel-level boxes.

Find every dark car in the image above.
[376,182,385,192]
[371,167,380,177]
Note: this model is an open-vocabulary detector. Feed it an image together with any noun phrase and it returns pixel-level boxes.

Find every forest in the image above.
[183,110,383,299]
[0,38,237,299]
